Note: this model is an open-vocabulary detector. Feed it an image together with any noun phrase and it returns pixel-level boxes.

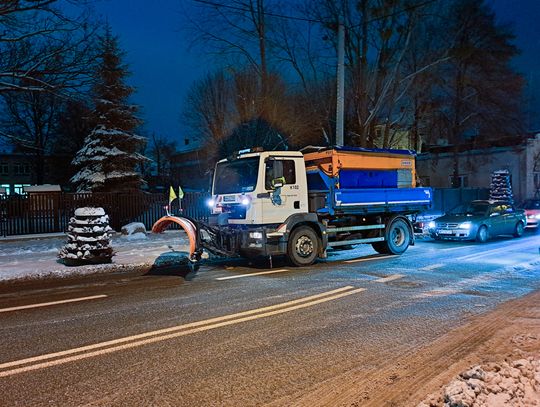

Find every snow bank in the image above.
[121,222,146,235]
[418,357,540,406]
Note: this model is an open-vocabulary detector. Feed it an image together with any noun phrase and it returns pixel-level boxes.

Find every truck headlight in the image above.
[249,232,263,239]
[428,221,436,229]
[241,197,250,205]
[207,198,216,207]
[459,222,472,229]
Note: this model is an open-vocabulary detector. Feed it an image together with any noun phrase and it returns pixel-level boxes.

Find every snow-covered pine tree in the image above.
[71,27,147,192]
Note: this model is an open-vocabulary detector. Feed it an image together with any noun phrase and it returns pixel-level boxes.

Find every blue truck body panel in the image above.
[307,168,432,216]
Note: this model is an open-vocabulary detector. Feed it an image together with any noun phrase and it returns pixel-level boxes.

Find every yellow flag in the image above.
[178,186,184,200]
[169,186,177,205]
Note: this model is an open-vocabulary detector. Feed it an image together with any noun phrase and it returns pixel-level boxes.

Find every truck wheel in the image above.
[513,222,524,238]
[385,218,411,254]
[287,226,319,267]
[476,225,488,243]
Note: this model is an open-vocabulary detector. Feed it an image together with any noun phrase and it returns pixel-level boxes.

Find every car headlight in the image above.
[428,221,436,228]
[535,214,540,220]
[249,232,263,239]
[241,197,250,205]
[458,222,472,229]
[207,198,216,207]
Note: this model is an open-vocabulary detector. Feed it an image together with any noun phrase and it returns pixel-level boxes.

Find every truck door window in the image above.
[265,159,296,190]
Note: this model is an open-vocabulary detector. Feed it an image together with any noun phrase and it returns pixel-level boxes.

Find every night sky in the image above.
[92,0,540,146]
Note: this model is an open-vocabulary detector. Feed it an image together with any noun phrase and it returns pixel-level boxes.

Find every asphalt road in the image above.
[0,232,539,406]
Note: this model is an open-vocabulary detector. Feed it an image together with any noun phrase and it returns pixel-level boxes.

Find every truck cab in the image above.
[209,150,309,226]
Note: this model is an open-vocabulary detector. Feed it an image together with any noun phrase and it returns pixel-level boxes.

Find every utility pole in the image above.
[335,21,345,147]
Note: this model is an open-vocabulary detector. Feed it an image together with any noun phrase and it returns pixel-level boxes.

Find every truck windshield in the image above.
[213,157,260,194]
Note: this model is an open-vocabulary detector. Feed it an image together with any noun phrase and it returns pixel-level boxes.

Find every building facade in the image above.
[416,134,540,202]
[0,153,72,194]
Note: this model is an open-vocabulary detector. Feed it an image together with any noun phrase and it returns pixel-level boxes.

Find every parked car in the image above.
[520,199,540,230]
[427,200,526,242]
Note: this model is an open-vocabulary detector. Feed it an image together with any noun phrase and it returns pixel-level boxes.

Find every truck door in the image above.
[261,157,306,224]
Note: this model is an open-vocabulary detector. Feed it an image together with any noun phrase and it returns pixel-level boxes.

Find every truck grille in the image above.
[437,222,459,229]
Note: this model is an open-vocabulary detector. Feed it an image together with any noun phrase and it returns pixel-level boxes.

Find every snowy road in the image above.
[0,232,538,406]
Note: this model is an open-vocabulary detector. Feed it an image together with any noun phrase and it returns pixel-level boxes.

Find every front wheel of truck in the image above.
[287,225,319,267]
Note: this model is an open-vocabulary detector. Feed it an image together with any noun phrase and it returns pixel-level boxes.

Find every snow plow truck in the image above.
[152,146,432,267]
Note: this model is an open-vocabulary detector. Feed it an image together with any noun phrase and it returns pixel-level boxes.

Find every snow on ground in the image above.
[0,231,190,283]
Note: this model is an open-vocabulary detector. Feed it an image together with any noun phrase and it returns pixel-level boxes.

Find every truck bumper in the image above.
[238,228,288,258]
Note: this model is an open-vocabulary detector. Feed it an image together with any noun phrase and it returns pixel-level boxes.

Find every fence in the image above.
[0,191,210,237]
[431,188,490,213]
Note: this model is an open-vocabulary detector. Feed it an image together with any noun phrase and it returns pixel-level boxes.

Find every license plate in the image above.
[439,229,453,235]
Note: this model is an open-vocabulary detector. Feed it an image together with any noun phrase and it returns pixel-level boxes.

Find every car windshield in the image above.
[521,199,540,209]
[449,202,489,216]
[213,157,260,194]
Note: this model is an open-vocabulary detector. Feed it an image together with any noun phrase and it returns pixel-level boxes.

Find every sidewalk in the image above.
[0,230,190,284]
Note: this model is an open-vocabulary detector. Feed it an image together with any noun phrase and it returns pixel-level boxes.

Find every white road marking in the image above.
[420,263,444,271]
[456,241,539,261]
[344,255,397,264]
[373,274,404,283]
[439,246,465,251]
[0,295,108,314]
[216,269,290,280]
[0,286,365,377]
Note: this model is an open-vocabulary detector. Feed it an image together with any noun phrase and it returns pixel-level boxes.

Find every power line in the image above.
[191,0,440,29]
[191,0,324,24]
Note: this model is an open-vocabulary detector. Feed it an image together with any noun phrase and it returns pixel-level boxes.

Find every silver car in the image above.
[428,200,526,242]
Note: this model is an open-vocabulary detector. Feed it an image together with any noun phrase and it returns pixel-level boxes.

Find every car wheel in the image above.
[513,222,524,238]
[287,226,319,267]
[476,225,488,243]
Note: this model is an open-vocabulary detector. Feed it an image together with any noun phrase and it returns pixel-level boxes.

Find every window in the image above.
[0,162,8,175]
[13,184,30,195]
[0,184,10,195]
[12,162,30,175]
[449,175,468,188]
[265,159,296,190]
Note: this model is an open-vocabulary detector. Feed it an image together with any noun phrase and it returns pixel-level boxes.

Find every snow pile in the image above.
[121,222,146,235]
[58,207,114,265]
[418,358,540,406]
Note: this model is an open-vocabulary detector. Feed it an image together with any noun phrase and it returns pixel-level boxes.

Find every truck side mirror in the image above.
[271,177,284,189]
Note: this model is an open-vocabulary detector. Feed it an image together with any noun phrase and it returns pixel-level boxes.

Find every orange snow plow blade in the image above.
[152,216,198,256]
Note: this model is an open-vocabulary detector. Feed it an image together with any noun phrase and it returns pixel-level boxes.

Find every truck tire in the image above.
[385,218,411,254]
[371,241,390,254]
[287,225,319,267]
[372,218,410,255]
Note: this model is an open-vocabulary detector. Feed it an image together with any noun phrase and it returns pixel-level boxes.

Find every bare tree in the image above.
[0,0,97,94]
[431,0,524,186]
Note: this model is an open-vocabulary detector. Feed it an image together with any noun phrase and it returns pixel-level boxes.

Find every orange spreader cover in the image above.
[303,148,416,187]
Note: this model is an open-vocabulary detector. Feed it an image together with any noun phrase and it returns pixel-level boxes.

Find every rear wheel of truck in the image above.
[372,218,411,255]
[371,241,390,254]
[287,226,319,267]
